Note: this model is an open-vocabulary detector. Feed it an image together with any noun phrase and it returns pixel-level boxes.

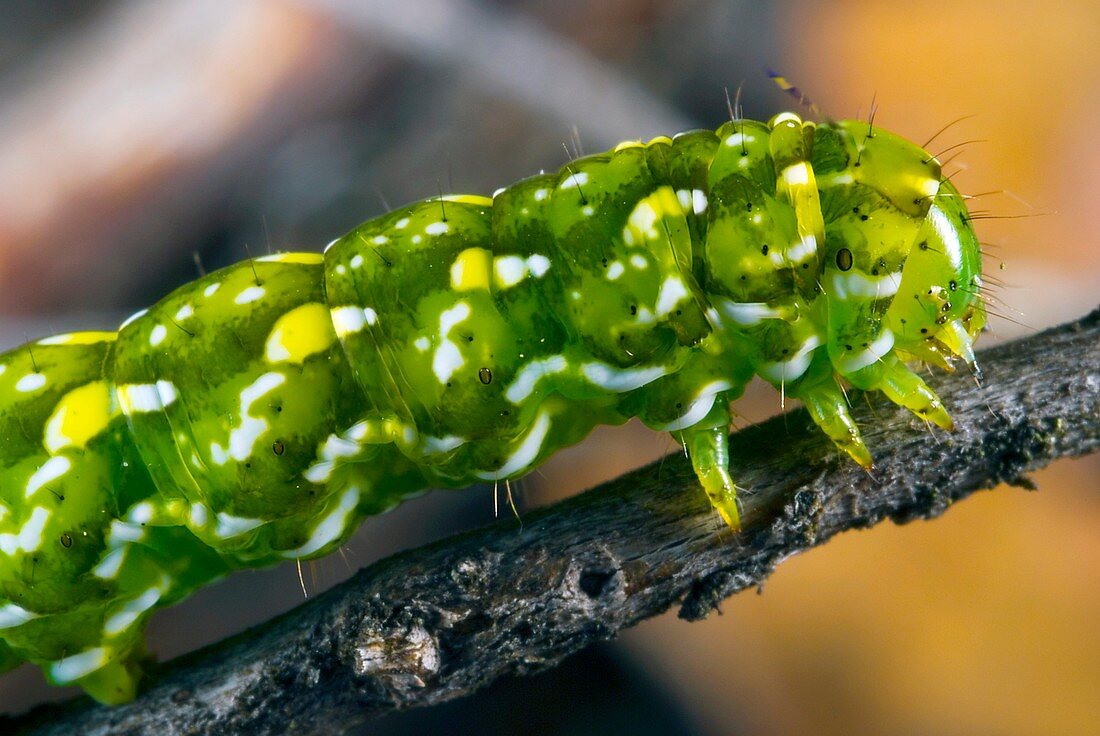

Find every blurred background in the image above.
[0,1,1097,733]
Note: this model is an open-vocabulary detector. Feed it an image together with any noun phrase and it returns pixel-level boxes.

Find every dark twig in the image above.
[8,308,1100,736]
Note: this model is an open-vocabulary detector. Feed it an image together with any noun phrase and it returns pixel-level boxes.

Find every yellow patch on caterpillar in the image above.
[451,247,492,291]
[264,303,337,364]
[43,381,115,453]
[255,252,324,265]
[441,194,493,207]
[36,332,117,346]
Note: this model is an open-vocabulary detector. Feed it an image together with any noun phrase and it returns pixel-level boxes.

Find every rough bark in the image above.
[7,308,1099,736]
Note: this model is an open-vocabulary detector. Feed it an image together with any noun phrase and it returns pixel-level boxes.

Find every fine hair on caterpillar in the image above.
[0,110,984,704]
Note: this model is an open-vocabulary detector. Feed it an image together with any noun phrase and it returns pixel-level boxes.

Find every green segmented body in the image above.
[0,113,984,703]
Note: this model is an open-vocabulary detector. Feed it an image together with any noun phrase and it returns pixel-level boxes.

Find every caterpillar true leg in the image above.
[876,356,954,431]
[676,401,741,530]
[791,355,873,470]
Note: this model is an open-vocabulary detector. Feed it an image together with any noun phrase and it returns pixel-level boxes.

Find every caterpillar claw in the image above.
[932,407,955,432]
[879,361,955,431]
[939,318,978,366]
[696,463,742,532]
[970,359,984,385]
[713,495,743,532]
[680,417,743,532]
[850,442,874,470]
[792,374,872,469]
[937,319,985,386]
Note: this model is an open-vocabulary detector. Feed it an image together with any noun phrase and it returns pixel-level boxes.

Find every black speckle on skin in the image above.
[836,248,853,271]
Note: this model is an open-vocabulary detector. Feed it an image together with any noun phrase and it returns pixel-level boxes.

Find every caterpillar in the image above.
[0,111,983,704]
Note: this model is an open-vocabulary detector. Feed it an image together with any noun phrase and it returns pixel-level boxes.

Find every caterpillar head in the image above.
[815,120,984,376]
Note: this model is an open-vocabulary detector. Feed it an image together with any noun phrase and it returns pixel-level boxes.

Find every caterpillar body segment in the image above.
[0,112,983,702]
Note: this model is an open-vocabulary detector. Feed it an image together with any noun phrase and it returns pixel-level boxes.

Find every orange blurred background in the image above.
[0,1,1096,733]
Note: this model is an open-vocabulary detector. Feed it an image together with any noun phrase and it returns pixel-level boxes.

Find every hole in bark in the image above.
[578,569,615,598]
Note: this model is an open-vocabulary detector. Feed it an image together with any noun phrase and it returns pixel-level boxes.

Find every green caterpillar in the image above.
[0,112,983,703]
